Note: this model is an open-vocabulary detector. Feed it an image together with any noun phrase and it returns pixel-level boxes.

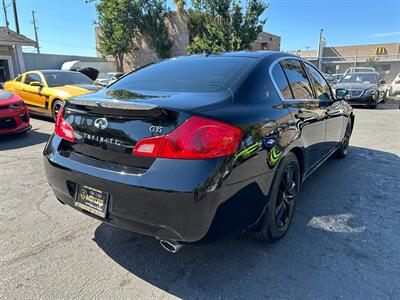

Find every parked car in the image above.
[95,72,125,87]
[43,52,354,252]
[343,67,377,76]
[332,72,386,108]
[389,73,400,96]
[3,70,101,120]
[0,90,30,135]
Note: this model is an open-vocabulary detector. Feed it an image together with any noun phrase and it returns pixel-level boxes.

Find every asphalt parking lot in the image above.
[1,103,399,299]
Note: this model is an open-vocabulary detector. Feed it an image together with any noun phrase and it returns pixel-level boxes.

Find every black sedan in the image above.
[43,51,354,252]
[332,72,386,108]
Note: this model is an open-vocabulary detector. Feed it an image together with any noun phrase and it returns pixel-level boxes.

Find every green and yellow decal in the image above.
[267,147,283,168]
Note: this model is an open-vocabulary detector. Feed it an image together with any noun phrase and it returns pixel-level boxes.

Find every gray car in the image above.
[332,72,386,108]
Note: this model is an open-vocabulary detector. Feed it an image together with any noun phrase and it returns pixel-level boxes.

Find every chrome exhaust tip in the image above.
[160,240,183,253]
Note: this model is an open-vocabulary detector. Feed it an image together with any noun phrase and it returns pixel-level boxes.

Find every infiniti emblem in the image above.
[94,118,108,130]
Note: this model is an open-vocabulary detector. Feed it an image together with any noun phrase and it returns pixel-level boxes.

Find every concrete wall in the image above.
[23,53,112,72]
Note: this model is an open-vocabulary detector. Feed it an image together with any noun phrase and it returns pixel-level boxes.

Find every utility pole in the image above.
[317,29,324,69]
[12,0,19,33]
[32,10,40,54]
[354,49,358,69]
[2,0,9,32]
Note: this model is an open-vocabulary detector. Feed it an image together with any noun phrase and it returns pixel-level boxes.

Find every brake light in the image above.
[133,116,242,159]
[395,80,400,84]
[54,106,75,142]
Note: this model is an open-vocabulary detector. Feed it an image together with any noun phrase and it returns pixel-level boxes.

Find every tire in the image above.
[52,100,63,121]
[381,91,386,103]
[334,120,352,159]
[253,152,300,242]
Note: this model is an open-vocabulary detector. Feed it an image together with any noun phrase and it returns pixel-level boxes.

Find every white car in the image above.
[389,73,400,96]
[95,72,125,87]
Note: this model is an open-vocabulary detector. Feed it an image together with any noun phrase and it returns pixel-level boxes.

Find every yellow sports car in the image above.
[4,70,101,119]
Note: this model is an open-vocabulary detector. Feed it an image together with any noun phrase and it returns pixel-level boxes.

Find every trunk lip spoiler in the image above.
[67,98,159,111]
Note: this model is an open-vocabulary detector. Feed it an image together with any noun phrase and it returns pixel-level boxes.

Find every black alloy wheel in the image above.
[275,164,298,228]
[253,152,300,242]
[334,120,352,158]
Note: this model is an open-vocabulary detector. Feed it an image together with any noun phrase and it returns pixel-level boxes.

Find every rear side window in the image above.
[304,63,332,100]
[271,63,293,99]
[280,59,313,99]
[24,73,42,85]
[109,57,254,92]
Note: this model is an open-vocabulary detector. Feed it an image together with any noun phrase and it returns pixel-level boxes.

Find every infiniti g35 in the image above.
[43,51,354,252]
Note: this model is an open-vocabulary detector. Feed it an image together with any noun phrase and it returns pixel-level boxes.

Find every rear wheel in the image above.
[381,91,386,103]
[334,120,352,159]
[253,152,300,242]
[52,100,63,121]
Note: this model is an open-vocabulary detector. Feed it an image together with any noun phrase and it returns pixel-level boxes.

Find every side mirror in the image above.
[336,89,351,101]
[379,80,386,84]
[29,81,43,87]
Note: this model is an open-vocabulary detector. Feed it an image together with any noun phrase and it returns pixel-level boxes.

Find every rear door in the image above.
[303,62,345,153]
[272,58,327,172]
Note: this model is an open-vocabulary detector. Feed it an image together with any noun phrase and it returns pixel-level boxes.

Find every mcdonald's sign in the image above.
[375,46,387,55]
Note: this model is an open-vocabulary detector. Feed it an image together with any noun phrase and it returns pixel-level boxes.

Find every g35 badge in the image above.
[149,125,163,133]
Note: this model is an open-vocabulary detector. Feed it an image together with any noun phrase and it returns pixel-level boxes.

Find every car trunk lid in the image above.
[59,88,232,169]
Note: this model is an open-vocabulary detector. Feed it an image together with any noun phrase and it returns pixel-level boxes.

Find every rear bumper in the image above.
[0,107,30,135]
[43,135,272,243]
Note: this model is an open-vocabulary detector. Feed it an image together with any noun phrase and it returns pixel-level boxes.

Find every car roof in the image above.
[172,51,289,61]
[28,70,80,74]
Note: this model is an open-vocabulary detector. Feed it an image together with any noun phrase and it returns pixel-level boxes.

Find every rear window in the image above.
[109,57,254,92]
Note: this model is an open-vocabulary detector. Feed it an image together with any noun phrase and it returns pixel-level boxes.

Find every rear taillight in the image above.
[395,80,400,84]
[54,106,75,142]
[133,116,242,159]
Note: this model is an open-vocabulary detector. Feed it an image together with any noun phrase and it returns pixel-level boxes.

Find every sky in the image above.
[7,0,400,57]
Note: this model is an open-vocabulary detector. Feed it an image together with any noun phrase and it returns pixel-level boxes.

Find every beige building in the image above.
[96,12,281,71]
[289,42,400,81]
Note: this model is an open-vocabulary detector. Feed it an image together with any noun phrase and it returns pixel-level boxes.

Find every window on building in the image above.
[280,59,314,99]
[271,63,293,99]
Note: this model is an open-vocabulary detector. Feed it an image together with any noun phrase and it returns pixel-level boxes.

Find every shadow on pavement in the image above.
[0,129,51,151]
[93,146,400,299]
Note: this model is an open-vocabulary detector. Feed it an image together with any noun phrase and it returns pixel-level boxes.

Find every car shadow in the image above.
[92,146,400,299]
[0,128,51,151]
